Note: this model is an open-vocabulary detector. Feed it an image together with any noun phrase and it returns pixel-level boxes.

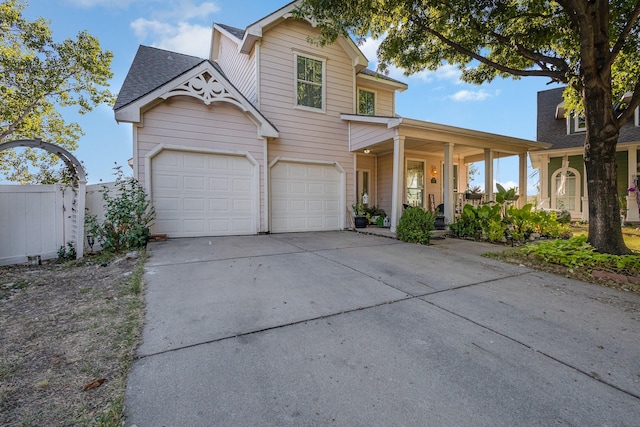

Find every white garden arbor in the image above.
[0,139,87,263]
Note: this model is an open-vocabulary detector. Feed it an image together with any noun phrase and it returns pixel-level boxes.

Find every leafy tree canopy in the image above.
[0,0,115,183]
[297,0,640,123]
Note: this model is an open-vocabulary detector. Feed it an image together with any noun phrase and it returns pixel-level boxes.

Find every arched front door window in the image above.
[552,168,580,211]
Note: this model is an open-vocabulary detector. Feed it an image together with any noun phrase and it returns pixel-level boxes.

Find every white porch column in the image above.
[627,147,639,222]
[518,153,528,208]
[484,149,494,201]
[390,135,405,232]
[539,155,550,209]
[443,142,455,223]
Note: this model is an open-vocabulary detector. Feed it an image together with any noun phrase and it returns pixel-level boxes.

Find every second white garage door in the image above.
[151,150,257,237]
[270,161,341,233]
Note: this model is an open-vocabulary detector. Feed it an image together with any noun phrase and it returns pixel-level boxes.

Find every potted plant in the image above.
[434,204,446,230]
[465,185,483,200]
[495,183,519,203]
[352,201,368,228]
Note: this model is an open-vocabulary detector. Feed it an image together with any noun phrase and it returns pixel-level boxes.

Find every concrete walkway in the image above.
[125,231,640,426]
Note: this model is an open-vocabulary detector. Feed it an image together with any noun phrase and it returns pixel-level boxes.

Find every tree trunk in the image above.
[579,1,630,255]
[583,88,631,255]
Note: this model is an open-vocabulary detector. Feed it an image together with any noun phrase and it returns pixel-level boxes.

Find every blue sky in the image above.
[22,0,561,194]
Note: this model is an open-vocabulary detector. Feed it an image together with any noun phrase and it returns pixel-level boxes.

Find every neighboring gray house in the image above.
[530,87,640,222]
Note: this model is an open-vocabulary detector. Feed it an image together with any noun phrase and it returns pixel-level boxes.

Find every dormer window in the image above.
[567,113,586,134]
[295,53,325,112]
[358,89,376,115]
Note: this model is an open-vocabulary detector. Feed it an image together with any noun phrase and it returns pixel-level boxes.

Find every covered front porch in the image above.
[343,114,550,231]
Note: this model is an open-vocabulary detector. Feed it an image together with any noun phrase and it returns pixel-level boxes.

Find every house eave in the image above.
[239,0,368,71]
[357,73,408,92]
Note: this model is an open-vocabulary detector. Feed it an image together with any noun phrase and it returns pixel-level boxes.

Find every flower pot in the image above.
[465,193,482,200]
[354,216,368,228]
[435,215,446,230]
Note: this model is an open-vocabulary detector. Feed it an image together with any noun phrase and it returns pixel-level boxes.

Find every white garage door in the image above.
[151,150,256,237]
[270,161,341,233]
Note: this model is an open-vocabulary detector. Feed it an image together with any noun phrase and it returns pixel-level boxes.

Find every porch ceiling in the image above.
[342,114,550,162]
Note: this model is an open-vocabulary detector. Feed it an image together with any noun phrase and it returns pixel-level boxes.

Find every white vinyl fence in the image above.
[0,182,114,266]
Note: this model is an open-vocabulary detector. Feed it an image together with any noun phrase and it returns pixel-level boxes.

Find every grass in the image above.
[571,224,640,251]
[0,250,148,427]
[487,231,640,294]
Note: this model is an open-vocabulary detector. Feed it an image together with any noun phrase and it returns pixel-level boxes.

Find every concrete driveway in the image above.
[125,231,640,426]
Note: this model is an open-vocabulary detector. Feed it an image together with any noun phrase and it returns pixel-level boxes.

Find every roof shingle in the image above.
[114,46,205,111]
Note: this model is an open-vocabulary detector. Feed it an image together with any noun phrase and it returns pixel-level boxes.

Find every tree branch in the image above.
[421,25,568,82]
[606,1,640,70]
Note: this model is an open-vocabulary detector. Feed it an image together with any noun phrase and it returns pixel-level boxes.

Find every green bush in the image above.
[451,202,571,243]
[520,235,640,274]
[396,207,435,244]
[85,166,155,253]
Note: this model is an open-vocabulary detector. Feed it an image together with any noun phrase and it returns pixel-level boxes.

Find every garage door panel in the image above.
[210,177,230,191]
[182,176,205,190]
[233,178,252,192]
[155,174,180,189]
[270,162,341,233]
[233,199,252,211]
[184,155,206,169]
[152,150,256,237]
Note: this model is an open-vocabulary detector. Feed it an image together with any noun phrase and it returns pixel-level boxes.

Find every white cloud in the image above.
[131,18,211,57]
[151,1,220,21]
[449,89,492,102]
[127,1,220,58]
[64,0,140,8]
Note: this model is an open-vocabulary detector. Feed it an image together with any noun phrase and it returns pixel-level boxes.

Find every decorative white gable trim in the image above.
[115,61,278,138]
[239,0,367,71]
[161,71,247,110]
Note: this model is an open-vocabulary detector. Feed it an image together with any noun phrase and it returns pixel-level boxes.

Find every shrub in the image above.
[396,207,435,244]
[85,166,155,253]
[57,241,76,262]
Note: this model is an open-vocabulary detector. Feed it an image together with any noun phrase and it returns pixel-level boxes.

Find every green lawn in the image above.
[572,226,640,252]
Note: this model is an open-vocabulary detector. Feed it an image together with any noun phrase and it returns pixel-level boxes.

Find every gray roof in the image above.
[537,87,640,150]
[114,46,206,111]
[114,44,278,133]
[216,23,245,40]
[359,68,407,87]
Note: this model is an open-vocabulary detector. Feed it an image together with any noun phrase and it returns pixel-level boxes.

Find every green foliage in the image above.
[396,207,434,245]
[56,241,76,262]
[451,200,571,244]
[520,236,640,275]
[85,166,155,253]
[0,0,115,183]
[364,205,386,218]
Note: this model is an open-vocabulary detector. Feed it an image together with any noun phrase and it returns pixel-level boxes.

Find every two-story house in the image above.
[114,0,548,238]
[530,87,640,222]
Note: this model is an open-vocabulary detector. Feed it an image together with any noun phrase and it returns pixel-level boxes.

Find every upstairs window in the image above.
[567,113,586,134]
[295,53,325,111]
[358,89,376,115]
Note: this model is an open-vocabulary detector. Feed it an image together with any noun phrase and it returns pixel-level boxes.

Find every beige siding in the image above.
[377,153,394,214]
[377,150,469,214]
[260,19,356,221]
[136,96,267,231]
[350,122,395,151]
[356,82,395,117]
[216,34,258,105]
